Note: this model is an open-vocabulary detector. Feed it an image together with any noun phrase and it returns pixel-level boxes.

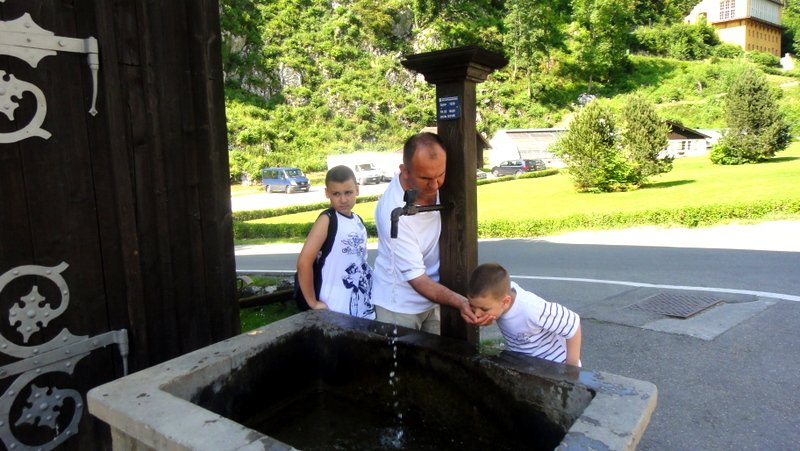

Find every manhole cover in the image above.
[627,293,722,318]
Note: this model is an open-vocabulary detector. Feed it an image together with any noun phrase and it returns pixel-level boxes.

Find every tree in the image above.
[782,0,800,55]
[570,0,635,92]
[554,101,633,192]
[503,0,569,97]
[618,94,672,185]
[632,0,699,26]
[711,67,791,164]
[220,0,272,93]
[632,22,720,60]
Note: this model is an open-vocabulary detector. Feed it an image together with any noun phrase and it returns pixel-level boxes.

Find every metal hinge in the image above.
[0,12,100,144]
[0,263,128,451]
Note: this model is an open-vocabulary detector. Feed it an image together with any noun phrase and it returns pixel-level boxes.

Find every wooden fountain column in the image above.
[402,47,507,345]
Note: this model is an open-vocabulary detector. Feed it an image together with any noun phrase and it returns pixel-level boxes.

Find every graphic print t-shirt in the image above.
[318,211,375,319]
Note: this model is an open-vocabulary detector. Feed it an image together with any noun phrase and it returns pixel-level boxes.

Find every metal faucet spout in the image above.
[390,189,448,238]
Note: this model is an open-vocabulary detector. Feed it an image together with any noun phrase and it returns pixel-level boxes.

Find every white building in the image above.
[664,122,712,158]
[685,0,783,56]
[487,129,568,168]
[489,123,713,164]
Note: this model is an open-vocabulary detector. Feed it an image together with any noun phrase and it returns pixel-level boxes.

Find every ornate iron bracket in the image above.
[0,12,100,144]
[0,263,128,450]
[0,71,50,143]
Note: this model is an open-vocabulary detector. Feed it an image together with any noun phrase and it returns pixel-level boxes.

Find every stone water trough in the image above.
[88,311,656,450]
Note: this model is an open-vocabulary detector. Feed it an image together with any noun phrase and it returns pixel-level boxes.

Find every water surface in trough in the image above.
[189,318,586,451]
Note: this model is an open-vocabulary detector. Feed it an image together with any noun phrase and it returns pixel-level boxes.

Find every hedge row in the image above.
[232,194,382,221]
[234,198,800,241]
[477,168,560,186]
[234,220,378,240]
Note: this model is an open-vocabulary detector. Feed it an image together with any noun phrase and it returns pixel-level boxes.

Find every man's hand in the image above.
[408,275,495,326]
[458,299,495,326]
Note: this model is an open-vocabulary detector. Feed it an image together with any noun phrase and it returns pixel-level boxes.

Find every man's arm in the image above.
[296,214,330,310]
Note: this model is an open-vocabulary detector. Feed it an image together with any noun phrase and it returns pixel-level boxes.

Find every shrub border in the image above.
[234,198,800,240]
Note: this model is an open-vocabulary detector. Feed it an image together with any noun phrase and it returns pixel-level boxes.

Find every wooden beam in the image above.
[402,47,507,346]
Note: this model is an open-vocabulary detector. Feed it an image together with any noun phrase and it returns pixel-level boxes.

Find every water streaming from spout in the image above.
[382,324,405,449]
[381,227,407,448]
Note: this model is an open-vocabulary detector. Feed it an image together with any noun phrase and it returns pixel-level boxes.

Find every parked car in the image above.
[490,159,546,177]
[379,169,395,182]
[353,163,382,185]
[476,169,488,179]
[261,167,310,193]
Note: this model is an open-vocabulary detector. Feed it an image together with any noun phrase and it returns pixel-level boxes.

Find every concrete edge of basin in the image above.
[88,321,303,451]
[483,349,658,451]
[88,311,657,451]
[557,372,658,451]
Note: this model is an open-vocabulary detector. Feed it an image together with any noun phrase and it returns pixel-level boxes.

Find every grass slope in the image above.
[479,146,800,221]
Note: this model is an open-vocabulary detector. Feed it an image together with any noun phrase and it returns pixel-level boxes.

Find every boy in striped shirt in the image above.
[467,263,582,366]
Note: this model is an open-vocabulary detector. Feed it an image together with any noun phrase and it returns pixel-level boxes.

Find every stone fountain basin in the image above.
[88,311,656,450]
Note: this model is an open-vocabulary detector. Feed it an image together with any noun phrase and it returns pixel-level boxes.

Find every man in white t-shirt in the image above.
[372,132,484,333]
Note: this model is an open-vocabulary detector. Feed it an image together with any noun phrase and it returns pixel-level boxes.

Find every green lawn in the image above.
[231,184,263,196]
[248,142,800,227]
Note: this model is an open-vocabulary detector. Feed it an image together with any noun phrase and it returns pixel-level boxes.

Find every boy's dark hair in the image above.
[468,263,510,299]
[402,132,447,166]
[326,165,357,185]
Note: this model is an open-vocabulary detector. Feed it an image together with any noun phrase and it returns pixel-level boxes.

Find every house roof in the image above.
[667,121,711,140]
[495,128,567,152]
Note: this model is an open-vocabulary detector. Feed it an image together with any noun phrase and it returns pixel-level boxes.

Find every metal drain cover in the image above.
[627,293,722,318]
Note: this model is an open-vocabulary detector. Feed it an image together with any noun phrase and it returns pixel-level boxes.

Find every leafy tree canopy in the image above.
[219,0,798,181]
[711,67,792,164]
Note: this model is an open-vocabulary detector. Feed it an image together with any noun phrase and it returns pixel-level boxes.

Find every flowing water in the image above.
[385,324,404,449]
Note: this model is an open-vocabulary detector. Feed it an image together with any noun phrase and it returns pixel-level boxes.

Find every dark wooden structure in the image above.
[0,1,237,449]
[402,47,507,345]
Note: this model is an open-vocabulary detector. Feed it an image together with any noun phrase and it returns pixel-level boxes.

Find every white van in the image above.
[326,154,384,185]
[352,163,382,185]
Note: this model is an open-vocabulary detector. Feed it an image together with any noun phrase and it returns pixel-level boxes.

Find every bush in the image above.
[234,220,378,240]
[553,101,635,192]
[712,43,743,59]
[709,137,757,165]
[745,51,781,68]
[632,22,719,60]
[232,194,382,221]
[476,168,559,186]
[233,199,800,241]
[713,67,791,164]
[618,94,672,185]
[476,199,800,239]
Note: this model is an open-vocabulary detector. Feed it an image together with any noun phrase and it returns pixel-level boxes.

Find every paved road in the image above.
[236,222,800,450]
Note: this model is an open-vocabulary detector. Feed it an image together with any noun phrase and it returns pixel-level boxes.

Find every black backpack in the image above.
[293,208,338,311]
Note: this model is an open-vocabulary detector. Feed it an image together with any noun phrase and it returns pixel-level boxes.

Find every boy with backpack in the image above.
[295,165,375,319]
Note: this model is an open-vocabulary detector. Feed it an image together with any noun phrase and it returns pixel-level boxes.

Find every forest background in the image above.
[220,0,800,182]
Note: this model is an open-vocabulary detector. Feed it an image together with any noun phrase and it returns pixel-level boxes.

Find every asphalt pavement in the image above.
[495,221,800,450]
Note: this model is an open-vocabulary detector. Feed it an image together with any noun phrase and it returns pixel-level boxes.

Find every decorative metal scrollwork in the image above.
[0,71,50,143]
[0,12,100,144]
[0,263,128,450]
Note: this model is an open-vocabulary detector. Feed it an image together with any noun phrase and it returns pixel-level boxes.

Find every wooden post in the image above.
[402,47,507,346]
